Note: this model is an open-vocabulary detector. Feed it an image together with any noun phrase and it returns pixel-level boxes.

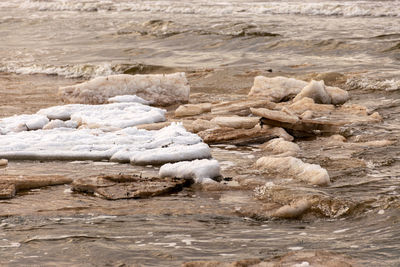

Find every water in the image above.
[1,0,400,266]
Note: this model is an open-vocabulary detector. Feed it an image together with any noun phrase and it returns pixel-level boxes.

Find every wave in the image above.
[0,62,178,79]
[346,76,400,91]
[7,0,400,18]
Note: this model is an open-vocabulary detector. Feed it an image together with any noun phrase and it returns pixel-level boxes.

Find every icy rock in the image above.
[293,80,331,104]
[188,119,219,133]
[175,103,212,117]
[72,174,193,200]
[159,159,221,183]
[210,116,259,129]
[249,76,349,105]
[211,98,275,116]
[273,199,312,219]
[107,95,151,105]
[59,72,190,106]
[255,156,330,186]
[0,159,8,167]
[261,138,300,156]
[249,76,307,102]
[289,97,335,114]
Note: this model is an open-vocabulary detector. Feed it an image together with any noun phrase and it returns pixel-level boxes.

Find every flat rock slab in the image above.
[0,175,72,199]
[72,174,193,200]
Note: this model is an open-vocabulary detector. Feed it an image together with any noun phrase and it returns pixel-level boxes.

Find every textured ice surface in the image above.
[108,95,151,105]
[159,159,220,183]
[0,123,210,164]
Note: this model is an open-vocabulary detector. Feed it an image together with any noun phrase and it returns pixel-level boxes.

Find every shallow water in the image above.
[1,0,400,266]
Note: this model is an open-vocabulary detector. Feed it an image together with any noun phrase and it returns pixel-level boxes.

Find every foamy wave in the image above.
[346,77,400,91]
[14,0,400,18]
[0,63,117,78]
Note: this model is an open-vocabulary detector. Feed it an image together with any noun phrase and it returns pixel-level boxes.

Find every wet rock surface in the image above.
[72,174,193,200]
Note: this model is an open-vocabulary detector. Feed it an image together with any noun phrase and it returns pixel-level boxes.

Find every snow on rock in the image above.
[255,156,330,186]
[38,103,166,129]
[59,72,190,106]
[249,76,349,105]
[159,159,221,183]
[0,123,211,164]
[249,76,308,102]
[107,95,151,105]
[0,114,49,134]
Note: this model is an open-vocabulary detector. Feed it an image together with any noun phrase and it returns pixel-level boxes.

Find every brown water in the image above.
[1,0,400,265]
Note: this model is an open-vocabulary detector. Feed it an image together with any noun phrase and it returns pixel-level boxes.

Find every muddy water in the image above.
[0,72,399,266]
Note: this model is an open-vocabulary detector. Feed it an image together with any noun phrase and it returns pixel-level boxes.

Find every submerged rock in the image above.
[72,174,193,200]
[183,250,356,267]
[255,156,330,186]
[59,72,190,106]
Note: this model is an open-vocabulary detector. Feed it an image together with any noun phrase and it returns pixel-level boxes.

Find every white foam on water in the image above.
[159,159,220,183]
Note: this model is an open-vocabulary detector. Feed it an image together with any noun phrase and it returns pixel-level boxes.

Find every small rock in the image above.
[175,103,212,117]
[0,159,8,167]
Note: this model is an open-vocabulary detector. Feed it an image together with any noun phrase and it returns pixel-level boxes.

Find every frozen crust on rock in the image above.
[159,159,221,183]
[59,72,190,106]
[255,156,330,186]
[249,76,349,105]
[107,95,151,105]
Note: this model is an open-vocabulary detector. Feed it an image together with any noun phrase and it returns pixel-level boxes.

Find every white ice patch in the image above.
[38,102,166,129]
[0,114,49,134]
[159,159,220,183]
[108,95,151,105]
[0,123,211,164]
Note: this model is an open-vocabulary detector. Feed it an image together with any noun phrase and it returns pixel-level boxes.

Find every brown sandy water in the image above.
[0,71,399,266]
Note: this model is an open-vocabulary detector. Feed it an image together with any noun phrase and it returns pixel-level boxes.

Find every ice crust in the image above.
[107,95,151,105]
[159,159,221,183]
[59,73,190,106]
[0,123,210,164]
[256,156,330,186]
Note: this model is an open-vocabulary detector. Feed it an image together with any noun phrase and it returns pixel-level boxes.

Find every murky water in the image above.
[1,0,400,266]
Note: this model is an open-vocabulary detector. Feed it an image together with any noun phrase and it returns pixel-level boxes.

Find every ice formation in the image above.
[249,76,349,105]
[107,95,151,105]
[159,159,221,183]
[261,138,300,156]
[37,102,166,129]
[0,123,211,164]
[255,156,330,186]
[59,72,190,106]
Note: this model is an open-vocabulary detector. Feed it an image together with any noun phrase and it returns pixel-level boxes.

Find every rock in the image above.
[289,97,335,114]
[59,72,190,106]
[210,116,259,129]
[0,159,8,167]
[175,103,212,117]
[0,175,72,199]
[159,159,221,183]
[293,80,332,104]
[251,107,299,124]
[260,138,300,156]
[188,119,219,133]
[255,156,330,186]
[135,122,172,131]
[0,183,16,199]
[272,199,312,219]
[326,86,349,105]
[248,76,307,102]
[211,98,275,116]
[198,125,289,145]
[300,110,313,119]
[183,251,356,267]
[72,174,193,200]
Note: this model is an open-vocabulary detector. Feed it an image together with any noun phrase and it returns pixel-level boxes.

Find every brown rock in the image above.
[72,174,193,200]
[0,182,16,199]
[175,103,212,117]
[0,159,8,167]
[211,98,275,116]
